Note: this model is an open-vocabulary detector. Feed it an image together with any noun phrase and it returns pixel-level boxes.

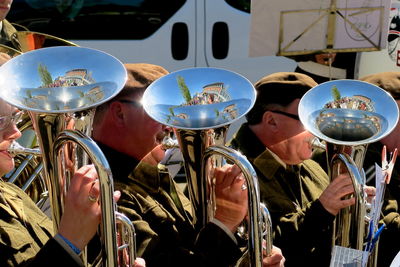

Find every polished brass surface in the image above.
[143,67,268,267]
[299,79,399,266]
[12,31,78,52]
[0,46,135,267]
[2,30,78,207]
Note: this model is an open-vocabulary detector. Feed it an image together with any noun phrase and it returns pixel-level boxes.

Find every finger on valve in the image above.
[263,245,285,267]
[58,165,102,250]
[214,165,248,232]
[134,258,146,267]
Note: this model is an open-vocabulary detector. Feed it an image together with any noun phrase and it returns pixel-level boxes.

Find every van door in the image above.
[202,0,296,83]
[7,0,197,71]
[75,1,197,70]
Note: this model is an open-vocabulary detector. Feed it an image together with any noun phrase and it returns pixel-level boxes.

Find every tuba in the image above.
[2,30,78,206]
[142,67,271,267]
[0,46,136,266]
[299,79,399,266]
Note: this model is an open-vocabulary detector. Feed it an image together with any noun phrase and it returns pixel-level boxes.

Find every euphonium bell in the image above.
[0,46,135,267]
[2,30,78,206]
[142,67,269,267]
[299,79,399,266]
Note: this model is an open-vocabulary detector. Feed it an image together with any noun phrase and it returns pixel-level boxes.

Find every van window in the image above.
[7,0,186,40]
[224,0,250,13]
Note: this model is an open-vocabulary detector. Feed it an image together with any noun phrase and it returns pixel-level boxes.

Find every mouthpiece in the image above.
[8,141,41,157]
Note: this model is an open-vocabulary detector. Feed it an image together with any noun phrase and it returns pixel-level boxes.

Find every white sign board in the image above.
[249,0,392,57]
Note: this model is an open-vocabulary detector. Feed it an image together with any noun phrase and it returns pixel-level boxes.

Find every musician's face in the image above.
[0,99,21,177]
[122,92,169,159]
[272,99,314,165]
[0,0,12,21]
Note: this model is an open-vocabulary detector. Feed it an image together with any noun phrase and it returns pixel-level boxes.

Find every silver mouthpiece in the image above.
[310,137,326,151]
[8,141,41,157]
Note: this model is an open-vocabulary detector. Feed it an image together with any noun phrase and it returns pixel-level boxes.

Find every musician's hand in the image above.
[141,144,165,166]
[0,52,11,66]
[364,186,376,204]
[319,173,355,216]
[314,53,336,66]
[134,257,146,267]
[263,245,285,267]
[58,164,121,250]
[214,164,248,232]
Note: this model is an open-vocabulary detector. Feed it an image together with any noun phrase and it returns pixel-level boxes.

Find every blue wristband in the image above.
[56,233,81,255]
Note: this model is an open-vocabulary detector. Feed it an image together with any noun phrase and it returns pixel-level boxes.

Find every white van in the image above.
[8,0,297,83]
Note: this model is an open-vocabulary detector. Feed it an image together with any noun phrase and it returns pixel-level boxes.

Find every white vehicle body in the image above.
[74,0,296,83]
[9,0,296,83]
[8,0,297,135]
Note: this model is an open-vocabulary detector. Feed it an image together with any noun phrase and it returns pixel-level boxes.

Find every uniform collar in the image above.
[229,123,266,159]
[231,124,302,180]
[96,141,140,182]
[253,149,285,180]
[128,161,162,194]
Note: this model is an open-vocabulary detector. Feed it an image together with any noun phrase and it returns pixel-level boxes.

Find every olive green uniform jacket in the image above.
[97,142,242,267]
[0,180,83,266]
[230,123,335,267]
[0,20,17,47]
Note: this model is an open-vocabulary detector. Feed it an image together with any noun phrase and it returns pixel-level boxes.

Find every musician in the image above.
[92,63,170,180]
[229,72,375,266]
[358,72,400,267]
[0,0,16,65]
[0,98,102,266]
[92,63,285,267]
[290,52,356,84]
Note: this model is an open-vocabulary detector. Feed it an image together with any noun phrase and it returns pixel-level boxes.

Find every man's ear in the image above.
[109,101,125,126]
[262,111,279,132]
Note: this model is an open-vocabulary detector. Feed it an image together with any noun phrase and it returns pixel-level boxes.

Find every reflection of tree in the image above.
[331,86,341,101]
[177,75,192,103]
[168,107,175,116]
[38,63,53,86]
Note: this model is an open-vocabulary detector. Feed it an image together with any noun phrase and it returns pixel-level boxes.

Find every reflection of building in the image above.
[176,113,188,119]
[324,95,374,112]
[43,68,95,88]
[202,82,230,102]
[186,82,231,106]
[223,104,238,119]
[23,68,102,110]
[87,86,104,102]
[57,69,95,87]
[353,95,373,111]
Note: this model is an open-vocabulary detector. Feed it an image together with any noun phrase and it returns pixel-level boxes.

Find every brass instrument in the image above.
[299,79,399,266]
[0,44,21,57]
[5,141,46,207]
[12,31,78,52]
[0,46,136,266]
[142,67,270,267]
[0,30,78,57]
[2,30,78,206]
